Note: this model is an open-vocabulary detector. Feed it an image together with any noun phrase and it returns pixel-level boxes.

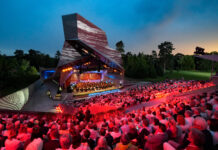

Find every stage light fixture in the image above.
[62,67,73,72]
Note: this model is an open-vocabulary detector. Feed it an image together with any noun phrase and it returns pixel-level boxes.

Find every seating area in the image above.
[0,80,217,150]
[63,80,214,113]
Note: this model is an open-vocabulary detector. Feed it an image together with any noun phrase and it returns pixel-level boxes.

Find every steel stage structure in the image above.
[55,13,124,95]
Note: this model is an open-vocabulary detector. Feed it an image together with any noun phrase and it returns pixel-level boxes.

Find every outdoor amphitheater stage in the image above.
[49,13,124,96]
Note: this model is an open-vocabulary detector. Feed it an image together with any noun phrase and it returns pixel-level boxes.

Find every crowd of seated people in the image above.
[67,80,214,110]
[72,81,115,93]
[0,80,217,150]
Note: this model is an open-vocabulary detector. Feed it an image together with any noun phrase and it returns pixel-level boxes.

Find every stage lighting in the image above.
[62,67,73,72]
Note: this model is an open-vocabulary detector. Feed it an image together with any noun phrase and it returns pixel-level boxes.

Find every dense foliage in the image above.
[0,49,59,97]
[115,41,218,79]
[122,52,163,78]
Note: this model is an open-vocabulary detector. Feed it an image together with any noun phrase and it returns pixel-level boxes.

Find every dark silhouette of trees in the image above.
[174,53,184,70]
[194,47,205,70]
[55,50,61,65]
[180,55,195,70]
[122,52,163,78]
[194,47,205,55]
[116,41,125,54]
[14,50,24,60]
[158,41,175,72]
[55,50,61,59]
[151,50,157,59]
[0,49,59,97]
[0,55,39,97]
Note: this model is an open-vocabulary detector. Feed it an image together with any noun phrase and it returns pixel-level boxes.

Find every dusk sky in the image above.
[0,0,218,56]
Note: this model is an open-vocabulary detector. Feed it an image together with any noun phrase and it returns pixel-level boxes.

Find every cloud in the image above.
[123,0,218,54]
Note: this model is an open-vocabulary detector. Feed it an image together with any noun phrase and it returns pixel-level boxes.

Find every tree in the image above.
[180,55,195,70]
[116,41,125,53]
[158,41,175,72]
[194,46,205,70]
[194,47,205,55]
[55,50,61,66]
[14,50,24,60]
[27,49,41,69]
[19,59,30,73]
[27,66,38,76]
[55,50,61,60]
[174,53,184,70]
[151,50,157,59]
[210,51,218,55]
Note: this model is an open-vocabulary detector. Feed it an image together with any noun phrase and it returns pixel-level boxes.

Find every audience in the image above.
[5,129,23,150]
[0,80,217,150]
[58,134,72,150]
[43,129,60,150]
[186,128,205,150]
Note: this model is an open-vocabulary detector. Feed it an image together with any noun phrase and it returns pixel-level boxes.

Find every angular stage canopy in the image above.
[58,13,123,71]
[56,13,124,92]
[195,55,218,62]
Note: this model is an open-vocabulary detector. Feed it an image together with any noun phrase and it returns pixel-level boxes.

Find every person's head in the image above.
[18,125,27,133]
[14,121,20,128]
[39,120,45,128]
[177,115,185,125]
[99,128,106,136]
[124,119,128,125]
[120,134,130,145]
[50,123,58,130]
[83,129,90,139]
[193,108,200,116]
[205,103,213,111]
[213,110,218,119]
[27,121,34,128]
[168,117,176,127]
[6,122,14,130]
[193,117,207,131]
[50,129,59,140]
[113,125,120,133]
[31,126,43,141]
[97,137,108,148]
[8,129,17,140]
[185,110,192,117]
[143,119,149,127]
[209,119,218,132]
[188,128,205,148]
[60,134,72,149]
[153,118,159,126]
[60,123,68,130]
[158,123,166,133]
[69,125,77,136]
[0,124,3,131]
[128,127,138,140]
[71,133,82,149]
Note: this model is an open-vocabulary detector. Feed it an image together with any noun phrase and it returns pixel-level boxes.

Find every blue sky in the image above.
[0,0,218,56]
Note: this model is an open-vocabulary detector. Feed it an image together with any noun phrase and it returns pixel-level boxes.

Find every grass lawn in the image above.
[145,70,212,82]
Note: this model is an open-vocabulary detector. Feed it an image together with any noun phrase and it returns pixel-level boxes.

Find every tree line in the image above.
[116,41,218,78]
[0,41,218,96]
[0,49,60,96]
